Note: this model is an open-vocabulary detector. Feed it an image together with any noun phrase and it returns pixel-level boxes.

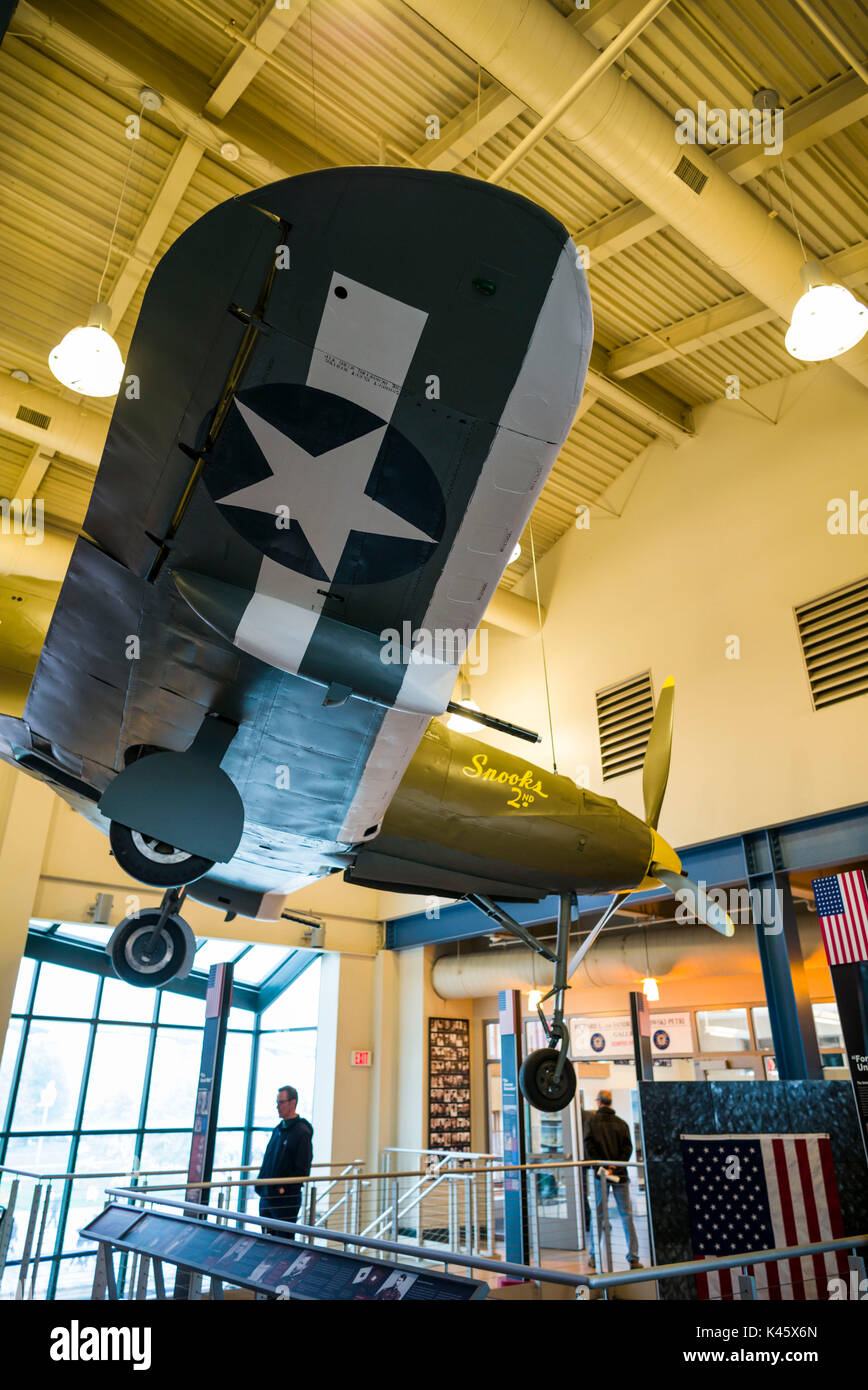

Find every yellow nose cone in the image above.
[634,828,682,890]
[650,828,682,876]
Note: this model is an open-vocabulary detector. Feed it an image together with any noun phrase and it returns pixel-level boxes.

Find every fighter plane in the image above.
[0,167,732,1111]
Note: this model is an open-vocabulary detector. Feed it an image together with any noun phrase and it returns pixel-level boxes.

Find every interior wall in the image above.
[470,365,868,850]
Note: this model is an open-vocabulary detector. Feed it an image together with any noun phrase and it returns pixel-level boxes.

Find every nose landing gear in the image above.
[467,891,577,1112]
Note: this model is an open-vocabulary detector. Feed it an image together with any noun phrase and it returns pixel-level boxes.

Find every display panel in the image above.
[80,1205,486,1300]
[428,1017,471,1151]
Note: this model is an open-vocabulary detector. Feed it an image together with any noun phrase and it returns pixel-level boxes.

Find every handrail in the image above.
[124,1157,644,1192]
[0,1160,356,1183]
[102,1185,868,1294]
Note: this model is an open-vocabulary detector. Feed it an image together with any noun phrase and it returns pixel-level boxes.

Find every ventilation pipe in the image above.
[403,0,868,390]
[482,587,545,635]
[0,528,75,582]
[431,919,824,998]
[0,375,106,467]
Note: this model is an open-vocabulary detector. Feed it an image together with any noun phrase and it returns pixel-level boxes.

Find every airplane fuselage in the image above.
[347,719,657,901]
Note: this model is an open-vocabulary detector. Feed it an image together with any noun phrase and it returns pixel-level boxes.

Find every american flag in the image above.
[680,1134,848,1300]
[811,871,868,966]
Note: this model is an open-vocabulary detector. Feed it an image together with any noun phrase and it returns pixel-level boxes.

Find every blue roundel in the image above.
[653,1028,670,1051]
[590,1032,606,1053]
[202,383,445,584]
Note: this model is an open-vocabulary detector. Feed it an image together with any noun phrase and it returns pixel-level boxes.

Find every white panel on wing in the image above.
[306,272,428,421]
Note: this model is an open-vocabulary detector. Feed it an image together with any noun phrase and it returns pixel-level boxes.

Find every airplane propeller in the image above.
[568,676,733,981]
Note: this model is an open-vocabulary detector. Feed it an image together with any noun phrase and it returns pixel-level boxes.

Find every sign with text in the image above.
[570,1011,694,1058]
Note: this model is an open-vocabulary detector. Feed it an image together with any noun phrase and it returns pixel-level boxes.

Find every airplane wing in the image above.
[12,168,592,912]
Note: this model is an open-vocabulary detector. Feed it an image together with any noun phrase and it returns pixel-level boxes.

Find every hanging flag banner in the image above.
[812,870,868,966]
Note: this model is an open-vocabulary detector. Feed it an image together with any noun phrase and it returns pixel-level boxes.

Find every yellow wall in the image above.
[468,366,868,850]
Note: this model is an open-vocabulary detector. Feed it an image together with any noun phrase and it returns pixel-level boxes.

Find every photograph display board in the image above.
[428,1017,471,1151]
[81,1205,486,1300]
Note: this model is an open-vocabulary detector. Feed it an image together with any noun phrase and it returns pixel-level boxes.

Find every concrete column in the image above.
[0,771,54,1050]
[312,951,377,1167]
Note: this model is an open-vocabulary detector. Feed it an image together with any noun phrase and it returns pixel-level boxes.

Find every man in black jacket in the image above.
[255,1085,314,1230]
[584,1090,642,1270]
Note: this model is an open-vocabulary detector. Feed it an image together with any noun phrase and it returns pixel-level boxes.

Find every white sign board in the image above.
[570,1011,693,1058]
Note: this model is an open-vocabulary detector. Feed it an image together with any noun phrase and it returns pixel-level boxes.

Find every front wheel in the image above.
[519,1048,577,1112]
[109,821,214,887]
[108,909,196,987]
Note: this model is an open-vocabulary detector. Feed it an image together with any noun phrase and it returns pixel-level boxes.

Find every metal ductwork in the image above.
[482,587,545,635]
[0,527,75,581]
[0,376,106,466]
[403,0,868,390]
[431,918,824,998]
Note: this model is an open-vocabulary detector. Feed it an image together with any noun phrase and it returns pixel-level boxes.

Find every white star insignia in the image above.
[219,400,435,580]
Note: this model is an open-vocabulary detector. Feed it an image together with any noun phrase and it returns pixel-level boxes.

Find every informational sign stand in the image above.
[830,961,868,1166]
[811,870,868,1167]
[174,962,233,1300]
[82,1204,487,1301]
[498,989,528,1266]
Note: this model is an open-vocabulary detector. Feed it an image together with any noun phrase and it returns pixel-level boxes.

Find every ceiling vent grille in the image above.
[596,671,654,780]
[15,404,51,430]
[795,576,868,710]
[674,154,708,194]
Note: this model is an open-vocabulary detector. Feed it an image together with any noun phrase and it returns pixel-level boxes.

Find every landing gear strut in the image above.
[107,886,196,988]
[467,892,577,1113]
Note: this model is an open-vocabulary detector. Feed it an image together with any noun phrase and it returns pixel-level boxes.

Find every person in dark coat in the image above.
[583,1090,642,1270]
[255,1085,313,1230]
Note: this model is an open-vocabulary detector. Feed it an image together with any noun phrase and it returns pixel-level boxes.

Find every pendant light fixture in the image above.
[48,88,159,397]
[785,260,868,362]
[48,301,124,397]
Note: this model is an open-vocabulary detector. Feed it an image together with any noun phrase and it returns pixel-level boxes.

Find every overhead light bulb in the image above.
[785,262,868,362]
[447,698,484,734]
[528,989,543,1010]
[49,302,124,397]
[641,976,659,1001]
[510,542,522,563]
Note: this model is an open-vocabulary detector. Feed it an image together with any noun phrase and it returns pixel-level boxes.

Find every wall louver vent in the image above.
[16,404,51,430]
[596,671,655,780]
[673,155,708,194]
[796,576,868,710]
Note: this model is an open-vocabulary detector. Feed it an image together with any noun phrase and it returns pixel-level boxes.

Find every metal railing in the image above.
[0,1159,360,1300]
[98,1184,868,1303]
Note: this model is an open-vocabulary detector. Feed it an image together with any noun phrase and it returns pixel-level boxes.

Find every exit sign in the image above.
[351,1050,372,1067]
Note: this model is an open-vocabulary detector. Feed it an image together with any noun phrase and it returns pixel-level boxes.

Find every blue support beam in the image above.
[741,831,823,1081]
[385,801,868,950]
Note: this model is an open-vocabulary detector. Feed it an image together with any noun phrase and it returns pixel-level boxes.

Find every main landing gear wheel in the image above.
[519,1048,577,1112]
[108,895,195,988]
[109,821,214,888]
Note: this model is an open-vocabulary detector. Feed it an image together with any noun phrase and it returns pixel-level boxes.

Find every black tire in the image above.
[109,820,214,888]
[519,1048,577,1112]
[108,910,196,988]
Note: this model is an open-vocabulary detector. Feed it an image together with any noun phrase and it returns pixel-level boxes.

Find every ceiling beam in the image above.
[107,135,204,328]
[587,345,693,439]
[204,0,312,121]
[577,70,868,265]
[608,239,868,379]
[18,444,55,498]
[20,0,693,445]
[21,0,325,181]
[410,85,525,171]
